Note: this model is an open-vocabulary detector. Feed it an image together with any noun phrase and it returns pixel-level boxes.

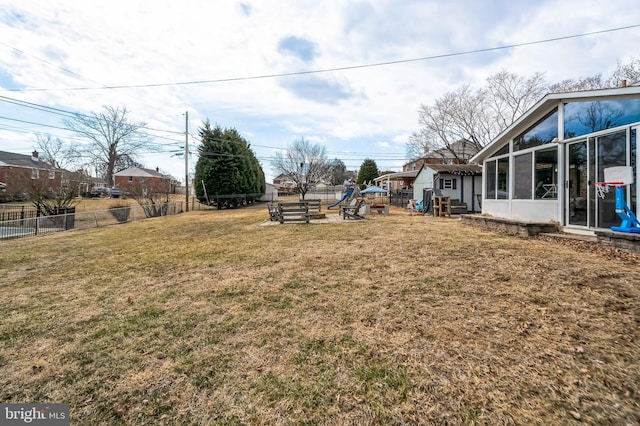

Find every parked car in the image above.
[89,187,123,198]
[89,187,108,197]
[107,188,122,198]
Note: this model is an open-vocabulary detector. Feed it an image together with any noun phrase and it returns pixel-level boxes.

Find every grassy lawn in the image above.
[1,195,187,213]
[1,204,639,424]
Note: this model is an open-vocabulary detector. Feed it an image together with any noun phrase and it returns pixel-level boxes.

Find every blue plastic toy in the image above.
[610,186,640,234]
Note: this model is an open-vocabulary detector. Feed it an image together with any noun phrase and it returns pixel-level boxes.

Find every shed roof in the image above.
[424,164,482,175]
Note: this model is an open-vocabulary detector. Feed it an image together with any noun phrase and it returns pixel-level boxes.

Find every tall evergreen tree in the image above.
[357,159,379,185]
[194,121,265,206]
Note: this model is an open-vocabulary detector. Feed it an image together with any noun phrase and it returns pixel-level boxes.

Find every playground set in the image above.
[327,180,365,220]
[595,166,640,234]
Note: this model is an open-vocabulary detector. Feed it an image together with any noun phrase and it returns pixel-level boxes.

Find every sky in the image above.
[0,0,639,184]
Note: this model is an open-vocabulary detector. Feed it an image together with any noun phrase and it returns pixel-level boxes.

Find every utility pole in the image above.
[184,111,189,212]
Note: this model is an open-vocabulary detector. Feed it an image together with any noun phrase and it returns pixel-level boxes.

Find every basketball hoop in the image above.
[594,182,623,199]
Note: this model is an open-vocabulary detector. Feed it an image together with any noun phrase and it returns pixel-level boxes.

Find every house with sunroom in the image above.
[471,85,639,234]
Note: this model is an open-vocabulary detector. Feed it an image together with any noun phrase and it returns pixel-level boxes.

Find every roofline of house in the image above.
[0,161,58,171]
[470,86,640,164]
[114,166,167,178]
[423,165,482,175]
[374,170,418,180]
[0,150,59,170]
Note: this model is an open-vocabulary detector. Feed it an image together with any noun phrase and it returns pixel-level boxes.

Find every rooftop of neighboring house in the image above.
[273,173,294,181]
[114,166,166,178]
[0,150,57,170]
[405,140,481,168]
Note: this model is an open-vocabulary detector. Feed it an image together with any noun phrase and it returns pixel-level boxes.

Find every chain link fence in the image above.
[0,201,214,241]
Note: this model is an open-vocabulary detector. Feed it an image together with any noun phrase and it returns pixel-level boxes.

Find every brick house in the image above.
[113,166,173,196]
[0,150,63,201]
[273,173,297,194]
[403,140,480,172]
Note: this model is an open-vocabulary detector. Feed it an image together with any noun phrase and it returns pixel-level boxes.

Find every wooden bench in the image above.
[267,202,279,221]
[305,199,322,213]
[450,199,468,215]
[278,202,310,223]
[341,199,365,220]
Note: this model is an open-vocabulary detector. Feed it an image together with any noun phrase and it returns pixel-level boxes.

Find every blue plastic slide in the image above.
[328,187,354,209]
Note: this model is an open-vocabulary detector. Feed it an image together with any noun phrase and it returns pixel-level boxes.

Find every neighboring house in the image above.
[403,140,480,172]
[90,177,108,192]
[384,140,481,194]
[413,164,482,212]
[273,174,296,194]
[471,85,640,233]
[0,150,63,201]
[61,169,92,196]
[114,166,173,196]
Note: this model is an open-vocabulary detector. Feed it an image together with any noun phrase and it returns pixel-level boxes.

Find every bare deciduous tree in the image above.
[548,74,606,93]
[408,84,494,162]
[407,71,549,162]
[64,105,152,186]
[408,57,640,163]
[271,137,331,200]
[486,71,547,127]
[29,179,79,215]
[34,133,79,170]
[606,57,640,87]
[546,58,640,93]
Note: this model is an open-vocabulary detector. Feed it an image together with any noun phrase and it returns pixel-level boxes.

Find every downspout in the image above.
[471,174,475,212]
[557,101,565,226]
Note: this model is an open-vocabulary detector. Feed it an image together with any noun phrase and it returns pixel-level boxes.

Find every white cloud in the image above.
[0,0,638,182]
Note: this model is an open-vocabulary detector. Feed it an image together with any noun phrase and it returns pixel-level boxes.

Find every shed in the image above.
[413,164,482,212]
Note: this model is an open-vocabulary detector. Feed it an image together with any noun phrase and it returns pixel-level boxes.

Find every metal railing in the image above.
[0,201,215,241]
[0,205,39,222]
[389,189,414,208]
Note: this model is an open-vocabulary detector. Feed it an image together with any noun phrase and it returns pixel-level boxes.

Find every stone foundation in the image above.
[460,214,559,237]
[594,229,640,254]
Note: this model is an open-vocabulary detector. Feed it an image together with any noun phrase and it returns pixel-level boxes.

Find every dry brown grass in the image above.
[3,194,187,213]
[0,204,638,425]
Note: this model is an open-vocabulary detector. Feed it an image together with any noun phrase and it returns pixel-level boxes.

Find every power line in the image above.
[0,95,185,144]
[0,115,70,131]
[0,42,87,81]
[0,111,410,162]
[2,24,637,93]
[0,95,77,118]
[0,42,171,107]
